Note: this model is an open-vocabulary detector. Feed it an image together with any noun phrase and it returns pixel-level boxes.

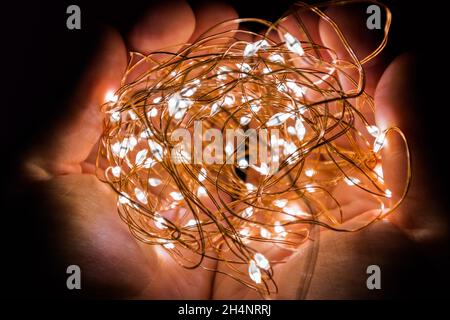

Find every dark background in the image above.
[2,0,449,299]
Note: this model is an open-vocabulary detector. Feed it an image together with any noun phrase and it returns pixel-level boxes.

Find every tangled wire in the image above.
[97,0,411,296]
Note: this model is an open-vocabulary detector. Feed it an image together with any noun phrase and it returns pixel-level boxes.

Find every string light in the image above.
[96,1,411,296]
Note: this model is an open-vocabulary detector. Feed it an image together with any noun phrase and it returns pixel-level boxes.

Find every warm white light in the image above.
[344,177,360,186]
[148,178,162,187]
[274,221,285,234]
[135,149,148,166]
[111,166,121,177]
[373,132,387,153]
[163,242,175,249]
[198,168,207,182]
[267,112,291,127]
[366,125,380,137]
[197,186,207,197]
[273,199,288,208]
[170,191,184,201]
[240,116,251,126]
[284,32,304,56]
[385,189,392,198]
[248,260,261,284]
[238,158,249,169]
[260,227,271,239]
[185,219,197,227]
[134,187,148,204]
[241,207,253,218]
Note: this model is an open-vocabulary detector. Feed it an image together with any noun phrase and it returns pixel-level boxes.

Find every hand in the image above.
[19,1,448,299]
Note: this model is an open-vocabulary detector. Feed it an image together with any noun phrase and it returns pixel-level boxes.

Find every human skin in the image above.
[19,0,448,299]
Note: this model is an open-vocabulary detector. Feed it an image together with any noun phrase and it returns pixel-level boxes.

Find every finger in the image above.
[319,3,390,96]
[375,53,448,243]
[127,0,196,54]
[25,27,127,179]
[189,1,238,42]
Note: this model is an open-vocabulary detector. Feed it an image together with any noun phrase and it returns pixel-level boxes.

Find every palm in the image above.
[23,1,446,299]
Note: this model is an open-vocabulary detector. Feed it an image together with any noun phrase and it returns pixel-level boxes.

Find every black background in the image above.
[2,0,449,301]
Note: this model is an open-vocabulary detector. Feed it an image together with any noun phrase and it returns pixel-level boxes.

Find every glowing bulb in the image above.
[254,253,270,270]
[143,158,156,169]
[163,242,175,249]
[236,63,252,76]
[274,221,285,234]
[273,199,288,208]
[210,102,221,116]
[110,111,121,122]
[286,81,305,97]
[239,227,250,237]
[251,162,270,175]
[148,108,158,117]
[262,67,272,74]
[134,188,147,204]
[267,112,291,127]
[128,110,138,120]
[140,129,153,139]
[238,158,249,169]
[248,260,261,284]
[250,104,261,112]
[135,149,148,166]
[197,186,207,197]
[295,118,306,141]
[375,164,384,181]
[241,207,253,218]
[305,169,315,177]
[148,178,162,187]
[366,125,380,137]
[198,168,207,182]
[269,53,284,63]
[185,219,197,227]
[287,126,296,135]
[344,177,360,186]
[111,166,121,177]
[225,143,234,155]
[105,90,118,103]
[224,94,235,106]
[284,141,297,155]
[243,39,269,57]
[245,183,256,192]
[240,116,251,126]
[168,93,192,117]
[284,32,304,56]
[154,214,167,229]
[118,193,130,205]
[148,140,163,161]
[170,191,184,201]
[373,132,387,153]
[260,227,271,239]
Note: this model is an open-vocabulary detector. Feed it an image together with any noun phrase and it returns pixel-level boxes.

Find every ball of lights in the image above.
[97,1,410,296]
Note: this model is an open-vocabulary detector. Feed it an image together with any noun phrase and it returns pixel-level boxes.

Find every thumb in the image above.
[25,27,127,179]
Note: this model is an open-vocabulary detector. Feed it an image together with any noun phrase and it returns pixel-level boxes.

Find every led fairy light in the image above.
[97,1,411,296]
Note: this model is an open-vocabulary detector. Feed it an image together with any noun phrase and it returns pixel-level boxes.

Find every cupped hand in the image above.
[21,1,448,299]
